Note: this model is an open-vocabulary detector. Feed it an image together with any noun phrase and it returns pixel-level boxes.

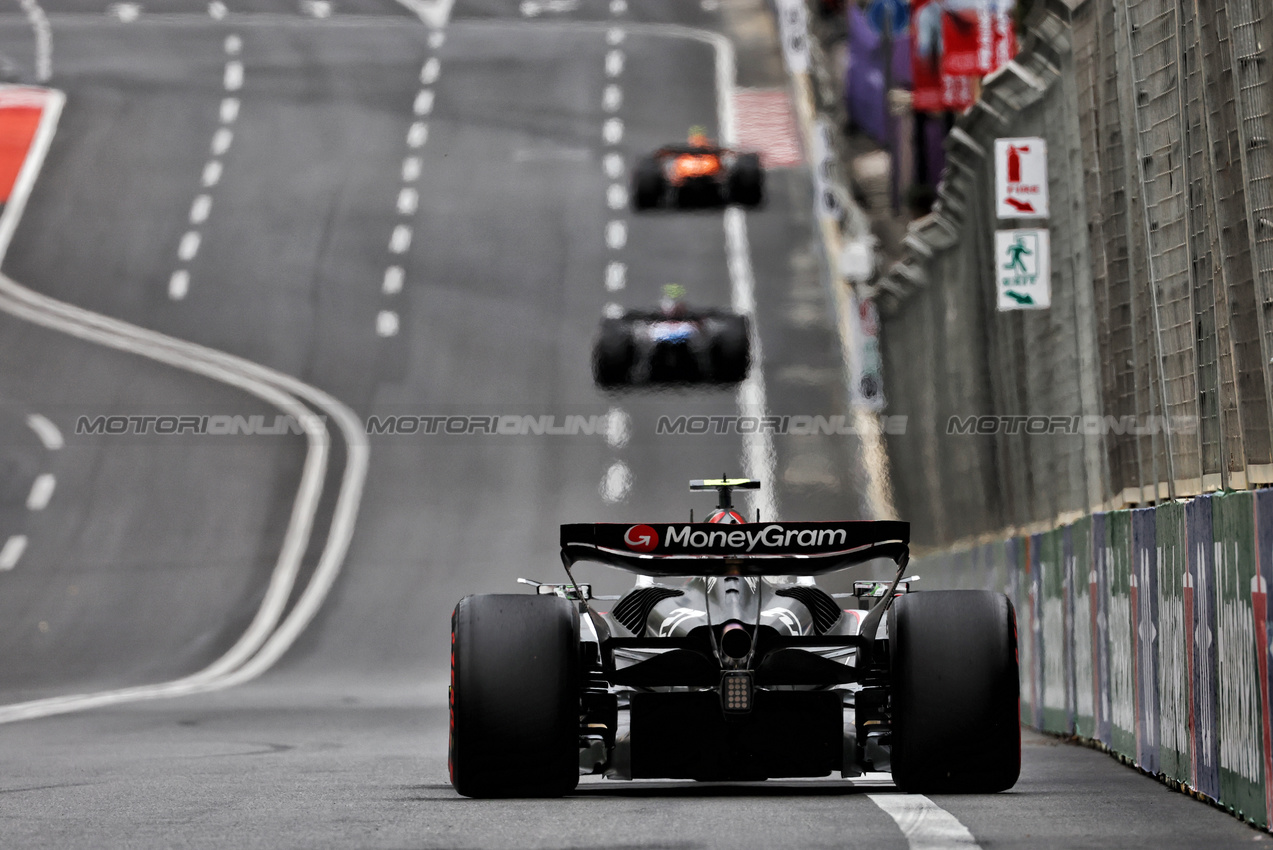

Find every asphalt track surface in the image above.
[0,1,1263,848]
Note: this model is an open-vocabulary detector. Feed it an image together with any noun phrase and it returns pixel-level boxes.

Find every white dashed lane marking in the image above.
[602,83,622,112]
[421,57,440,84]
[25,414,62,451]
[211,127,233,156]
[605,261,625,291]
[209,1,227,20]
[177,231,201,262]
[609,0,627,14]
[376,310,400,337]
[413,89,434,116]
[382,266,405,295]
[603,151,624,179]
[109,3,140,21]
[397,187,419,215]
[600,461,631,503]
[189,194,212,224]
[389,224,412,254]
[606,27,625,45]
[25,473,54,511]
[407,121,428,148]
[606,183,627,210]
[168,269,190,300]
[605,220,626,250]
[171,33,242,299]
[0,535,27,571]
[202,160,223,187]
[223,61,243,92]
[402,156,422,181]
[603,117,623,144]
[606,49,624,77]
[429,30,445,49]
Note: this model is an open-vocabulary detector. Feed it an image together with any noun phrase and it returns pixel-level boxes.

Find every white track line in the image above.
[402,156,421,181]
[18,0,51,82]
[869,795,982,850]
[393,0,455,28]
[603,117,623,144]
[201,160,223,187]
[605,219,626,249]
[169,269,190,300]
[413,89,434,116]
[421,57,440,84]
[220,97,240,123]
[0,91,370,722]
[382,265,405,295]
[603,151,623,179]
[389,224,412,253]
[0,535,27,570]
[25,413,62,450]
[376,310,400,337]
[25,472,55,511]
[605,261,625,291]
[407,121,428,147]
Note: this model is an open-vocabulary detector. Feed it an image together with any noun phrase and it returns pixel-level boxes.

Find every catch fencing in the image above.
[866,0,1273,548]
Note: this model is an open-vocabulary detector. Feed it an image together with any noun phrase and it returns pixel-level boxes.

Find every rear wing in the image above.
[560,521,909,577]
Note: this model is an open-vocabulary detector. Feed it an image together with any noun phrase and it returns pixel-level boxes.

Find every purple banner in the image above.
[1092,512,1111,746]
[1132,507,1160,774]
[1186,495,1220,799]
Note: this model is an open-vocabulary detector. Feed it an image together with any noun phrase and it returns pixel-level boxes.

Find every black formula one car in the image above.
[448,478,1021,798]
[631,129,765,210]
[592,289,750,388]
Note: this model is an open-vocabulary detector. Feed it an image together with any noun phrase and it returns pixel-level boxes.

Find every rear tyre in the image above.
[888,590,1020,793]
[593,320,635,387]
[729,153,765,207]
[449,594,581,798]
[710,315,750,384]
[632,157,665,210]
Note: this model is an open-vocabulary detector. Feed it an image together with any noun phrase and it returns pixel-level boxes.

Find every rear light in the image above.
[721,671,753,713]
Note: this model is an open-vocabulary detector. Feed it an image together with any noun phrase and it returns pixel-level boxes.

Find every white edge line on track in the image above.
[869,794,982,850]
[0,534,27,570]
[0,89,370,723]
[18,0,52,83]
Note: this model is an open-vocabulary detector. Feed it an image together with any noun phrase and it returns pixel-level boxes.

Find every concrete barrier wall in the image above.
[917,490,1273,827]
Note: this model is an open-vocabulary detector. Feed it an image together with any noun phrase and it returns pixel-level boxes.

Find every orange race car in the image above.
[631,127,765,210]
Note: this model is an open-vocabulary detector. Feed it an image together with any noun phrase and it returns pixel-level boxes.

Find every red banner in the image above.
[939,0,1017,78]
[912,0,981,113]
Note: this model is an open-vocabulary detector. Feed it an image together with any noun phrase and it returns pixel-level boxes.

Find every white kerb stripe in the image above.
[869,795,981,850]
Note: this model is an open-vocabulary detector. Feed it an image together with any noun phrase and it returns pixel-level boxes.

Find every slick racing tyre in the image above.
[593,320,635,387]
[729,153,764,207]
[888,590,1020,793]
[709,315,750,384]
[449,594,580,798]
[632,156,665,210]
